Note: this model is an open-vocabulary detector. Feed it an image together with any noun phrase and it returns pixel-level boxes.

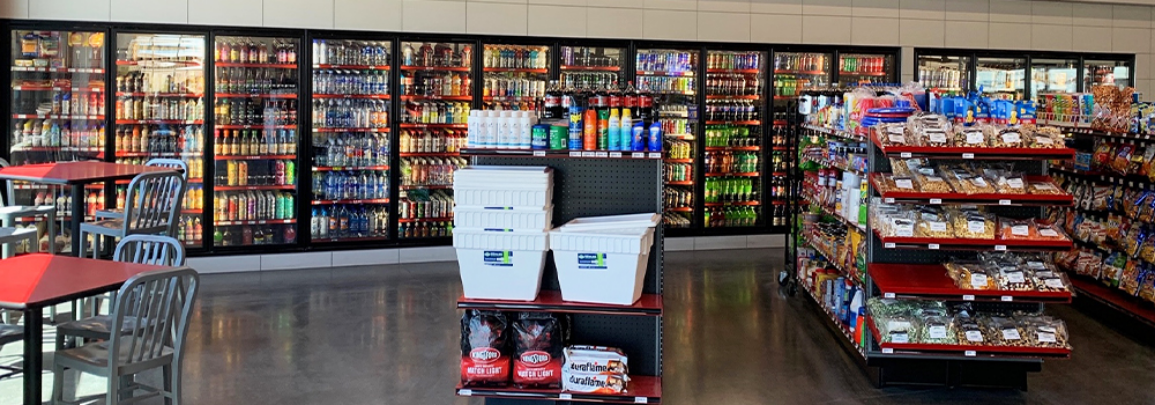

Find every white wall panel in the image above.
[852,0,899,18]
[645,0,697,10]
[0,0,29,19]
[587,7,644,38]
[699,0,750,13]
[588,0,644,8]
[943,0,988,22]
[643,9,697,40]
[111,0,187,24]
[30,0,110,21]
[750,13,802,43]
[899,0,943,20]
[802,0,852,16]
[1114,4,1153,28]
[189,0,262,26]
[989,0,1031,23]
[335,0,403,31]
[899,18,944,47]
[989,22,1031,49]
[851,17,899,46]
[467,2,528,35]
[403,0,467,32]
[1031,1,1072,25]
[1112,27,1152,53]
[264,0,335,29]
[802,15,851,44]
[528,5,586,37]
[1073,3,1114,27]
[750,0,801,14]
[1073,26,1114,52]
[1031,24,1073,51]
[945,20,989,48]
[698,11,751,41]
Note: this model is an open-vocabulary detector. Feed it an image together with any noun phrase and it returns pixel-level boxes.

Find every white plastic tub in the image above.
[454,166,553,208]
[555,213,661,232]
[551,226,656,306]
[453,205,554,231]
[453,228,549,301]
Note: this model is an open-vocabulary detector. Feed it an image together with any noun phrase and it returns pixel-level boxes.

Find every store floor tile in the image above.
[3,249,1155,404]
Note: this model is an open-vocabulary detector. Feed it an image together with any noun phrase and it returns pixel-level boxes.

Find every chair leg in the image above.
[162,363,173,405]
[50,358,65,405]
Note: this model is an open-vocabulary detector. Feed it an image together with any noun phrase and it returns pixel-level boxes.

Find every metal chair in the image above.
[94,159,188,227]
[50,266,199,405]
[0,157,56,257]
[56,235,186,351]
[0,324,23,379]
[80,170,186,259]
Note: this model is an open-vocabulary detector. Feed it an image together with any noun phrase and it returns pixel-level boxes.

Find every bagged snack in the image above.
[1110,143,1135,174]
[1019,316,1070,349]
[461,310,511,386]
[877,316,919,343]
[913,167,954,193]
[994,173,1028,194]
[512,313,566,388]
[953,211,996,239]
[915,208,954,238]
[1035,221,1066,241]
[946,261,996,290]
[955,315,986,345]
[994,262,1035,291]
[919,315,957,344]
[991,127,1027,148]
[1030,126,1065,149]
[1000,218,1037,240]
[1139,270,1155,302]
[878,124,909,146]
[953,125,989,147]
[1028,180,1064,195]
[985,317,1026,346]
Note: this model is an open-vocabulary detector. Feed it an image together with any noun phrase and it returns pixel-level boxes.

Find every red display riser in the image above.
[870,130,1075,160]
[869,174,1073,206]
[867,316,1070,358]
[868,263,1072,303]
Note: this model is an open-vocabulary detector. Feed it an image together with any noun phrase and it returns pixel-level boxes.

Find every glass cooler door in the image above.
[704,49,768,230]
[114,32,207,248]
[837,52,893,85]
[637,47,698,229]
[210,35,301,247]
[1084,59,1132,89]
[1030,58,1078,101]
[481,43,548,111]
[309,38,392,243]
[398,40,472,240]
[977,57,1026,100]
[559,45,624,90]
[917,54,970,93]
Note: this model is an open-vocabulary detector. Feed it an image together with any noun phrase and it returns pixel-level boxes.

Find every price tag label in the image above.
[559,394,573,400]
[635,397,648,404]
[1001,295,1013,302]
[570,151,582,157]
[595,151,609,158]
[964,350,977,357]
[880,292,895,299]
[884,242,896,249]
[257,220,267,225]
[995,245,1007,251]
[582,151,596,157]
[963,294,975,301]
[999,199,1012,205]
[632,152,645,158]
[928,243,940,250]
[926,198,942,204]
[648,152,662,159]
[965,331,983,342]
[458,389,473,396]
[884,198,895,204]
[532,150,546,157]
[962,153,975,159]
[882,348,894,354]
[610,152,623,158]
[900,152,912,158]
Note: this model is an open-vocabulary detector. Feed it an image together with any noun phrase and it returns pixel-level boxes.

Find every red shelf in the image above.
[215,125,296,130]
[664,158,693,163]
[312,165,389,171]
[458,290,661,316]
[117,60,202,67]
[704,172,759,177]
[705,120,760,126]
[311,198,389,205]
[312,64,389,70]
[873,229,1073,251]
[12,146,102,153]
[560,65,621,72]
[10,66,105,74]
[772,146,788,151]
[115,151,203,157]
[705,146,760,152]
[456,375,660,404]
[665,207,693,212]
[400,184,452,190]
[704,201,760,207]
[312,94,389,99]
[867,317,1070,358]
[869,174,1074,206]
[774,69,826,75]
[666,180,692,186]
[400,95,472,101]
[398,123,467,129]
[460,149,663,160]
[312,127,389,133]
[115,92,201,97]
[214,62,297,69]
[637,70,693,77]
[483,96,540,102]
[483,67,548,73]
[399,152,459,157]
[214,219,296,226]
[400,65,471,72]
[772,95,795,101]
[869,263,1072,303]
[214,154,295,160]
[705,94,760,100]
[312,235,390,243]
[399,216,452,223]
[13,85,103,92]
[1071,277,1155,327]
[772,120,788,126]
[870,130,1075,160]
[215,184,296,191]
[840,70,887,76]
[181,209,203,214]
[115,119,203,125]
[707,68,759,74]
[12,114,103,120]
[216,93,297,99]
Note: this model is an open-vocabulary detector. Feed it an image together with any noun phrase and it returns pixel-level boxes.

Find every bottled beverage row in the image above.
[483,77,545,98]
[766,177,787,198]
[664,213,692,228]
[484,101,539,111]
[114,125,204,154]
[176,215,203,245]
[705,177,757,203]
[840,56,887,74]
[116,71,204,94]
[774,74,819,97]
[666,140,692,160]
[311,205,389,240]
[541,80,654,122]
[465,110,539,150]
[775,53,828,72]
[664,187,693,208]
[705,74,762,96]
[116,97,205,121]
[313,40,391,66]
[398,220,452,239]
[402,101,469,124]
[312,171,390,201]
[705,125,759,147]
[213,225,296,246]
[213,99,298,126]
[398,191,452,220]
[213,129,298,156]
[312,99,390,128]
[561,47,620,68]
[215,159,297,187]
[706,51,762,71]
[14,91,104,117]
[17,30,104,66]
[636,50,696,73]
[12,120,105,149]
[178,184,205,211]
[401,42,472,68]
[768,126,789,147]
[212,191,296,222]
[560,72,618,92]
[312,70,389,95]
[705,207,760,228]
[705,151,759,174]
[919,68,965,89]
[27,190,105,218]
[636,76,694,94]
[704,101,761,121]
[401,72,470,96]
[400,157,467,186]
[399,129,464,154]
[214,67,299,93]
[664,163,692,182]
[114,157,204,180]
[313,132,390,167]
[768,151,787,173]
[659,118,692,135]
[482,46,548,69]
[214,39,299,65]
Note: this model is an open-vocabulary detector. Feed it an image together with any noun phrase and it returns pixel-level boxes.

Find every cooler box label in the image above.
[484,251,513,267]
[578,253,608,269]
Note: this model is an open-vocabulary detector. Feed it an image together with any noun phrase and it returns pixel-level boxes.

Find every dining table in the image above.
[0,161,178,256]
[0,253,170,405]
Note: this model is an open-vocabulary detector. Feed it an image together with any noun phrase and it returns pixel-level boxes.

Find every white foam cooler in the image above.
[550,214,660,306]
[453,205,554,231]
[454,166,553,208]
[454,228,549,301]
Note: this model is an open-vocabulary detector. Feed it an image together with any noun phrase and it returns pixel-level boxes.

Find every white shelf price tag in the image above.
[900,152,912,158]
[458,389,473,396]
[884,242,896,249]
[928,243,940,250]
[610,152,623,158]
[559,394,573,400]
[582,151,596,157]
[929,198,942,204]
[962,153,975,159]
[570,151,582,157]
[595,151,609,158]
[648,152,662,159]
[999,199,1011,206]
[882,348,894,354]
[636,397,648,403]
[884,198,895,203]
[632,152,645,158]
[963,294,975,301]
[884,292,896,299]
[964,350,977,357]
[994,245,1007,251]
[533,150,546,157]
[1001,295,1013,302]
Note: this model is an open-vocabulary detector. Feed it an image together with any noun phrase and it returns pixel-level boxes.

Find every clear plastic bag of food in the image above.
[994,263,1035,291]
[1035,221,1067,241]
[953,211,995,239]
[994,173,1028,194]
[1000,218,1037,240]
[1019,316,1070,349]
[955,315,987,346]
[878,316,919,344]
[1030,126,1065,149]
[947,171,997,194]
[918,315,957,344]
[915,208,954,238]
[991,127,1027,148]
[878,124,909,146]
[952,126,989,147]
[985,317,1026,346]
[1028,180,1064,195]
[945,261,997,290]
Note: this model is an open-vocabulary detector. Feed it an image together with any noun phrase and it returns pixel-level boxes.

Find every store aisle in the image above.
[3,249,1155,404]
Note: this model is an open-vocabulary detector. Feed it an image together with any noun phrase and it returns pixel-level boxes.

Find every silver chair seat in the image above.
[93,208,126,220]
[55,315,144,341]
[0,324,22,345]
[57,340,173,372]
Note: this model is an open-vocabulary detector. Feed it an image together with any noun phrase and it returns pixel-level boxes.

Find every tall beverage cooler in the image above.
[704,49,770,230]
[309,37,392,243]
[113,32,207,248]
[637,47,697,229]
[398,40,472,239]
[210,35,301,247]
[9,28,109,253]
[977,57,1026,100]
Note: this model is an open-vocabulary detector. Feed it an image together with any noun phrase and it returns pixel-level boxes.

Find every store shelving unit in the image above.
[703,49,769,232]
[456,153,663,404]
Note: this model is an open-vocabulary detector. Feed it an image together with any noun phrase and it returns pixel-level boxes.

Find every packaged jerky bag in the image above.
[512,312,566,388]
[460,310,510,386]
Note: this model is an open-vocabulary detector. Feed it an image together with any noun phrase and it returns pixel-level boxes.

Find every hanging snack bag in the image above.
[512,313,567,388]
[460,310,511,386]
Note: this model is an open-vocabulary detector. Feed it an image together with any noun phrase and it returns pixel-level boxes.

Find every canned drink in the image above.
[531,124,549,150]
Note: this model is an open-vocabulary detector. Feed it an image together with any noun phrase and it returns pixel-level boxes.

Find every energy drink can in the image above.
[531,124,549,150]
[550,125,567,150]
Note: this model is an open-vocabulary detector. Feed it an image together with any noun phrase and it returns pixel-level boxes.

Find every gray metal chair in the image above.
[95,159,188,227]
[56,235,186,351]
[50,266,199,405]
[80,170,186,259]
[0,157,56,257]
[0,324,23,379]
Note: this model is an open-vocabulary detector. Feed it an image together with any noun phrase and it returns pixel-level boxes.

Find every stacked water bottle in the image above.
[466,109,540,150]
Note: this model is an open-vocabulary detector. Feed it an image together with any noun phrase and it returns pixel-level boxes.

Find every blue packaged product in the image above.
[531,124,549,150]
[631,123,646,152]
[647,122,662,152]
[568,106,584,150]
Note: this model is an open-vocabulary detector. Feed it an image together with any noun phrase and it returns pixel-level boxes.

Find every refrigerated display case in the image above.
[559,45,624,90]
[977,57,1026,99]
[9,28,109,251]
[704,49,767,229]
[917,54,969,92]
[638,47,697,229]
[114,32,207,248]
[482,43,548,110]
[310,37,392,243]
[1031,58,1078,100]
[837,52,892,86]
[210,34,301,247]
[398,40,471,239]
[773,51,831,99]
[1084,59,1132,89]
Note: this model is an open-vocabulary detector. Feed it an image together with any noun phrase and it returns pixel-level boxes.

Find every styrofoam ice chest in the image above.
[453,205,554,231]
[551,221,658,306]
[454,166,553,208]
[453,228,549,301]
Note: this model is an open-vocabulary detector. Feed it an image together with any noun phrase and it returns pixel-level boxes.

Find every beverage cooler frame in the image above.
[913,48,1136,100]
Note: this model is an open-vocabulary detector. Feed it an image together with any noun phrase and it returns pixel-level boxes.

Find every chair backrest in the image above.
[107,267,198,370]
[114,234,186,267]
[123,171,186,236]
[0,158,12,208]
[145,159,189,182]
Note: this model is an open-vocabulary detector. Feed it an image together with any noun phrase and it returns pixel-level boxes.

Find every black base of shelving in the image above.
[866,356,1041,390]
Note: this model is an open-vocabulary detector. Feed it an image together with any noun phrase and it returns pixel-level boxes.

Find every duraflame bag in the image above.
[460,310,510,386]
[512,313,565,388]
[562,370,631,394]
[562,345,629,375]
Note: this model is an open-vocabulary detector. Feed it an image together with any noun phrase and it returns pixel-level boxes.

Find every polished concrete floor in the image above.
[4,248,1155,404]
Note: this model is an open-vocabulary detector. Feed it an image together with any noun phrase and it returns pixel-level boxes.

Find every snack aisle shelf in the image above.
[869,174,1073,206]
[865,318,1071,359]
[869,263,1072,303]
[456,376,662,404]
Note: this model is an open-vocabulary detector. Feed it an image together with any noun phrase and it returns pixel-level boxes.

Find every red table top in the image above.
[0,161,176,185]
[0,253,170,309]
